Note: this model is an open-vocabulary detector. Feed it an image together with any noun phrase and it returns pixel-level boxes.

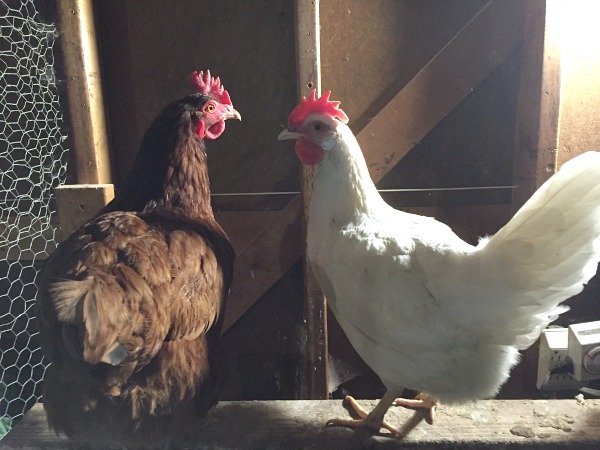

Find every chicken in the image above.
[278,91,600,437]
[36,70,240,447]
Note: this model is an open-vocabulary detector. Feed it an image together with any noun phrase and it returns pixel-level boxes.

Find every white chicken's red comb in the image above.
[288,90,349,128]
[188,70,232,106]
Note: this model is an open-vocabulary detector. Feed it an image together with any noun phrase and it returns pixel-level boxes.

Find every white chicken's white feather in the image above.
[307,123,600,404]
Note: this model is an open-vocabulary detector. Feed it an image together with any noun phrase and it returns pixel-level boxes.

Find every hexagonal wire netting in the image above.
[0,0,69,437]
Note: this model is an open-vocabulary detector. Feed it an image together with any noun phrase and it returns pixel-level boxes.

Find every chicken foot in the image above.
[326,390,405,436]
[326,390,436,438]
[393,392,436,425]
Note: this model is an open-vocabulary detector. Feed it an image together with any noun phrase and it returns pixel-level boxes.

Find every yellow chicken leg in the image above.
[393,392,437,425]
[326,390,436,438]
[326,390,404,436]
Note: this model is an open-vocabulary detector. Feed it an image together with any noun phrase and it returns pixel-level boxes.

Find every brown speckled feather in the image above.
[36,91,237,448]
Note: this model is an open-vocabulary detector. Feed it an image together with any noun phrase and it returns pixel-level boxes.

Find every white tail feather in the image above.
[435,152,600,349]
[480,152,600,347]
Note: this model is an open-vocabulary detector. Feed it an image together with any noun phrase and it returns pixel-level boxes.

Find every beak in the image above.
[223,108,241,121]
[278,129,302,141]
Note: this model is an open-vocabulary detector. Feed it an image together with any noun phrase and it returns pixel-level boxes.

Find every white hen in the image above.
[278,91,600,437]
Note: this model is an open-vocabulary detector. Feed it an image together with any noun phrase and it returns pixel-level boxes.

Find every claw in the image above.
[326,394,405,436]
[325,392,435,439]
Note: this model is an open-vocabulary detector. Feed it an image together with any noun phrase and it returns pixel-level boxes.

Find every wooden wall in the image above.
[86,0,600,401]
[94,0,305,401]
[320,0,521,241]
[556,0,600,166]
[95,0,299,201]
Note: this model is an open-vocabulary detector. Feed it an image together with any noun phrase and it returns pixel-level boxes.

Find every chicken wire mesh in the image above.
[0,0,69,437]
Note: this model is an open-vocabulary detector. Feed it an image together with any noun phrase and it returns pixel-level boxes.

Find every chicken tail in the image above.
[50,275,129,365]
[479,151,600,347]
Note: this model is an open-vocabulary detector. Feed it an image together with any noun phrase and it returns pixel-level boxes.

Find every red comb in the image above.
[188,70,232,106]
[288,90,349,128]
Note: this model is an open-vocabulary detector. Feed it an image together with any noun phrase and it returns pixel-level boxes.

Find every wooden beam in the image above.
[511,0,562,213]
[359,0,524,183]
[222,0,524,333]
[57,0,112,184]
[54,184,115,241]
[222,197,304,332]
[5,400,600,449]
[294,0,328,400]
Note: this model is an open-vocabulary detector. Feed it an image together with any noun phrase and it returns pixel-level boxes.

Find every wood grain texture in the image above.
[295,0,329,400]
[4,400,600,449]
[358,0,524,184]
[94,0,297,196]
[221,196,304,332]
[556,1,600,167]
[511,0,562,213]
[55,184,115,241]
[320,0,491,133]
[56,0,112,184]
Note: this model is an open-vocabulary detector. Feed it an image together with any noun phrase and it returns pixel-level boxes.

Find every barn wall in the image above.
[89,0,600,402]
[320,0,522,243]
[95,0,298,199]
[94,0,304,401]
[555,3,600,320]
[542,0,600,397]
[556,1,600,165]
[321,1,488,130]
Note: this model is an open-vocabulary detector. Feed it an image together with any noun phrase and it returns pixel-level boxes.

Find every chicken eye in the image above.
[205,103,216,113]
[313,123,322,131]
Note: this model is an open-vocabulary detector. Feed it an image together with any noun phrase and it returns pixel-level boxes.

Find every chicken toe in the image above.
[393,393,436,425]
[326,392,402,436]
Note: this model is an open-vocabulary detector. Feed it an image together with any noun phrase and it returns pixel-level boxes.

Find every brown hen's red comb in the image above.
[188,70,232,106]
[288,90,349,128]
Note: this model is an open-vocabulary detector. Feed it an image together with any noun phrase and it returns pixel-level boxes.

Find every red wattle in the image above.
[205,119,226,140]
[195,121,205,139]
[295,138,323,165]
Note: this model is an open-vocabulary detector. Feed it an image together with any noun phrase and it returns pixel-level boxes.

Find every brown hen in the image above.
[36,71,240,447]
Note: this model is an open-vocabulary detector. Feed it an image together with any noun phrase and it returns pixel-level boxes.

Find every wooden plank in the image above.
[222,196,304,332]
[294,0,328,400]
[555,0,600,168]
[56,0,112,184]
[511,0,562,212]
[54,184,115,241]
[359,0,524,184]
[295,0,321,96]
[95,2,297,196]
[320,1,495,133]
[222,0,525,333]
[0,183,112,272]
[4,399,600,449]
[216,211,281,254]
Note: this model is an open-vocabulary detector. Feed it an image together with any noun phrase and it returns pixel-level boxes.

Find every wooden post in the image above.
[56,0,114,238]
[295,0,328,399]
[54,184,114,241]
[511,0,562,213]
[57,0,112,185]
